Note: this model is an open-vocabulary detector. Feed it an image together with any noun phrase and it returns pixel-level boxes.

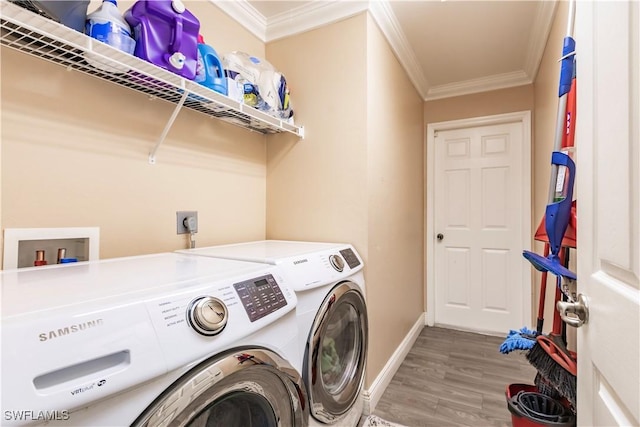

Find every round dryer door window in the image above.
[306,281,368,424]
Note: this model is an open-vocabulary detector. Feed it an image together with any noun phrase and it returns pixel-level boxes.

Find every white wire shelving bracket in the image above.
[0,1,305,164]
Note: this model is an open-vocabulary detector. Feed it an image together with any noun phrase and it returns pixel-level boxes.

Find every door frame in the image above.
[425,111,532,329]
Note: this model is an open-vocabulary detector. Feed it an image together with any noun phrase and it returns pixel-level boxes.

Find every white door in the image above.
[433,118,530,334]
[575,2,639,426]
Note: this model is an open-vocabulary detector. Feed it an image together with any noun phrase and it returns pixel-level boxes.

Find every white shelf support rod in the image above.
[148,90,189,165]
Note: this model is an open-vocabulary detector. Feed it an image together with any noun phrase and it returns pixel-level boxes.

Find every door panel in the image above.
[575,1,639,425]
[434,122,527,333]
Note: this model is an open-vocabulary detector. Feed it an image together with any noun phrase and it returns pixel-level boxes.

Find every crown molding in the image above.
[523,0,558,82]
[213,0,545,102]
[425,70,532,101]
[368,0,429,100]
[211,0,267,41]
[266,1,370,42]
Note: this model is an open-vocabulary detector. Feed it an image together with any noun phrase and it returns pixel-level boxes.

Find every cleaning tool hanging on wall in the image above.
[500,2,579,354]
[522,0,577,282]
[526,250,577,406]
[522,0,579,408]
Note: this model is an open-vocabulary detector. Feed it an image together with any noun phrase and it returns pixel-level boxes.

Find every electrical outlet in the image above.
[176,211,198,235]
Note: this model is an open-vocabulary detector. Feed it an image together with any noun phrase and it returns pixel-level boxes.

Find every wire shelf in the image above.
[0,1,303,144]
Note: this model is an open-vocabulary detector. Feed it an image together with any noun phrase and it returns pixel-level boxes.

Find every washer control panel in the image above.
[233,274,287,322]
[339,248,361,269]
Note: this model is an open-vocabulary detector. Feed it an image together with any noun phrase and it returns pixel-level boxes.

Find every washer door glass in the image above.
[307,282,368,423]
[188,391,277,427]
[133,348,308,427]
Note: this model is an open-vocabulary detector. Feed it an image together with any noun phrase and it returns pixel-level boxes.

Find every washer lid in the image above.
[178,240,346,264]
[178,241,364,292]
[1,253,271,318]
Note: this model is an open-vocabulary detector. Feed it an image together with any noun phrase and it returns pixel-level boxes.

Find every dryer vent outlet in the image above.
[177,211,198,234]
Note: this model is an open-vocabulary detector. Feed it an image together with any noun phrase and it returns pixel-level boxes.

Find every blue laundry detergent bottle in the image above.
[195,35,228,96]
[85,0,134,54]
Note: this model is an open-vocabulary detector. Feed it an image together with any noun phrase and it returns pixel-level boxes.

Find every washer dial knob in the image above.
[329,254,345,272]
[188,297,228,336]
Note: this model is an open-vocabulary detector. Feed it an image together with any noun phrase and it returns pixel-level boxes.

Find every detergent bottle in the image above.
[85,0,134,54]
[194,35,228,96]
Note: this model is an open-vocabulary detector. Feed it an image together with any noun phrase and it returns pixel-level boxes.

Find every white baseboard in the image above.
[361,312,426,415]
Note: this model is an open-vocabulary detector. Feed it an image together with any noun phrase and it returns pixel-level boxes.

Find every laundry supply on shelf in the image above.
[223,51,294,121]
[195,35,227,96]
[124,0,200,80]
[9,0,90,32]
[84,0,135,72]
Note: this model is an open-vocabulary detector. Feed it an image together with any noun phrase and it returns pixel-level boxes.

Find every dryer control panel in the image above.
[234,274,288,322]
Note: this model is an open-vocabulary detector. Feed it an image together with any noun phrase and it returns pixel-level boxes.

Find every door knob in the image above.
[437,233,444,241]
[557,293,589,327]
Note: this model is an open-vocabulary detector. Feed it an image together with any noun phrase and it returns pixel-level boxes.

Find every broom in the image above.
[526,253,577,406]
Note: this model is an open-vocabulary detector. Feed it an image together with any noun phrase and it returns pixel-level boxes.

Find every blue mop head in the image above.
[499,327,538,354]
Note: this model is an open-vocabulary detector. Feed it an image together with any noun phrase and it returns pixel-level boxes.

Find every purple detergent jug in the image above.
[124,0,200,79]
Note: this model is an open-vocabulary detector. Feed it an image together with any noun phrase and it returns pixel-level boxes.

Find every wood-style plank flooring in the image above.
[370,326,537,427]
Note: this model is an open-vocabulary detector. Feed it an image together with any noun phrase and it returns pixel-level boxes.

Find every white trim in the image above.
[361,313,424,415]
[267,1,370,42]
[211,1,552,102]
[211,0,267,41]
[523,1,558,82]
[425,111,532,334]
[425,71,532,101]
[368,1,429,99]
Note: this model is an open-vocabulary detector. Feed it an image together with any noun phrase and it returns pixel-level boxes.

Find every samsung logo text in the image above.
[39,319,104,342]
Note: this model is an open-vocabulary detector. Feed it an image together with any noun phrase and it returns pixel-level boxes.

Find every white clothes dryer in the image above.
[178,241,368,427]
[1,253,307,427]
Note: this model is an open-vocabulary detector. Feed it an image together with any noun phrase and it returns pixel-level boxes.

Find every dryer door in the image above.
[305,281,368,424]
[132,347,308,427]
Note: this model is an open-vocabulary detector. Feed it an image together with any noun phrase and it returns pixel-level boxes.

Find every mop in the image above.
[501,0,578,355]
[522,0,577,283]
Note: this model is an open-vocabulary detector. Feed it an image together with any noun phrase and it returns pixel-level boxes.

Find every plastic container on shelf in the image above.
[9,0,90,32]
[84,0,135,73]
[194,35,227,96]
[124,0,200,80]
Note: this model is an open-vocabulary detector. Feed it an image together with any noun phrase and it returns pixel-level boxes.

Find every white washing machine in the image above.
[178,241,368,427]
[1,253,308,427]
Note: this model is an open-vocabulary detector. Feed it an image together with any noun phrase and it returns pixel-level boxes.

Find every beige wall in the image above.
[1,2,267,266]
[424,85,534,124]
[533,0,570,334]
[265,15,369,248]
[266,13,424,388]
[365,15,424,386]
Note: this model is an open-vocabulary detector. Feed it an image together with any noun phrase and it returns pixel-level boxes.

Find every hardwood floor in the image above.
[371,326,537,427]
